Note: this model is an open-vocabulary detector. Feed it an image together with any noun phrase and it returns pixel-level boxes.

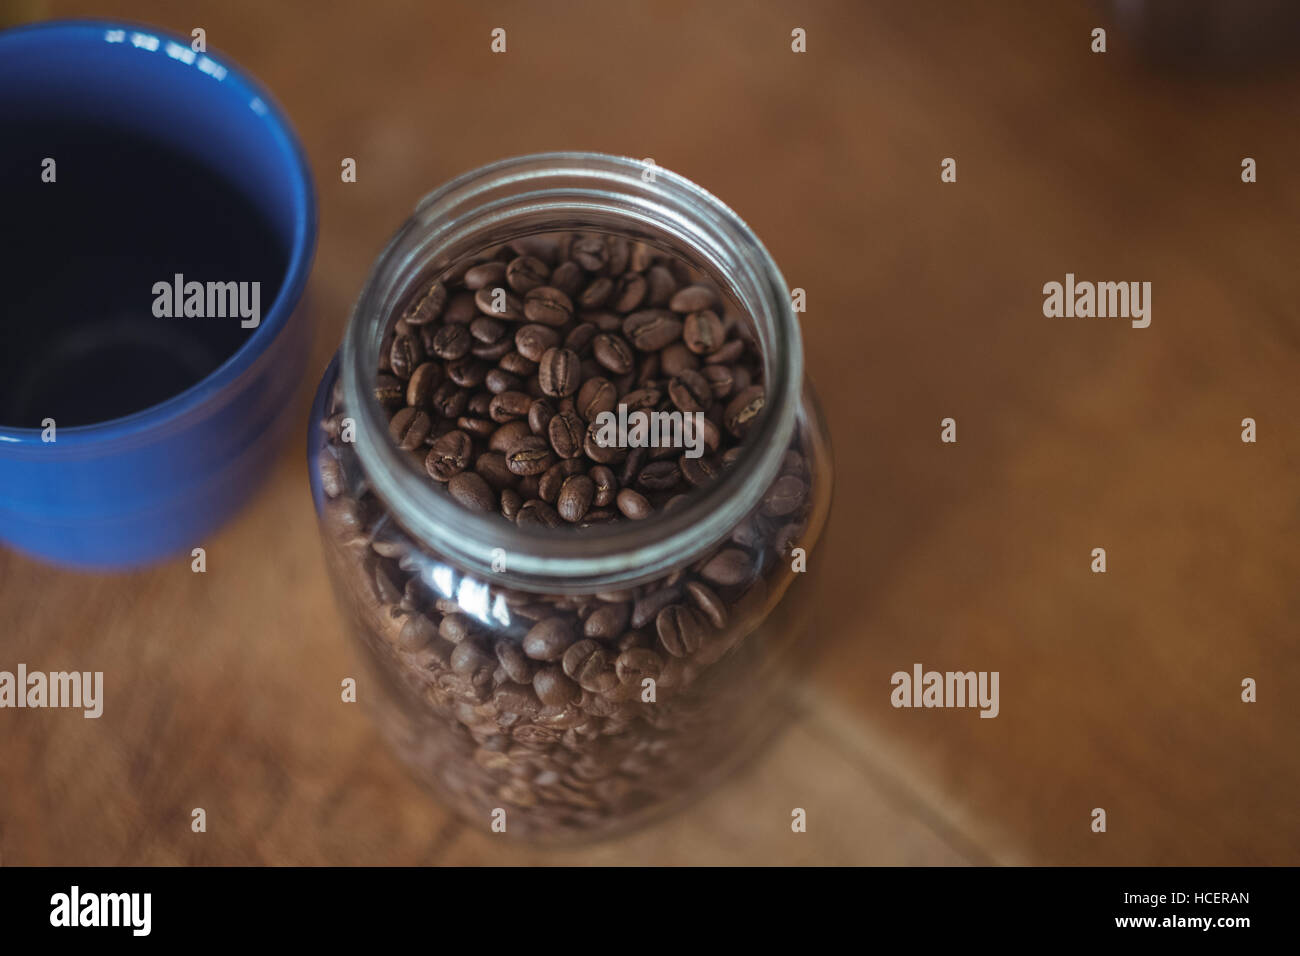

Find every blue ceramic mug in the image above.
[0,20,316,569]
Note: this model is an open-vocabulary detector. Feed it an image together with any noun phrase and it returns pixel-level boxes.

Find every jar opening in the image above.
[342,153,802,591]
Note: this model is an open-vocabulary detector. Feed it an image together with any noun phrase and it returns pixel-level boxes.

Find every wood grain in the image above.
[1,0,1296,865]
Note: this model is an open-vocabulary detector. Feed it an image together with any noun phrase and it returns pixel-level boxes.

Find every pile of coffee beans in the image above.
[317,232,817,838]
[369,231,776,527]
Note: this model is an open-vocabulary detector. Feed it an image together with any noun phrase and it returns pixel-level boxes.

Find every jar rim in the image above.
[341,152,802,591]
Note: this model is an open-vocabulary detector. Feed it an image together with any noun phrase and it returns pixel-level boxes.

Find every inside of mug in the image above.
[0,24,303,428]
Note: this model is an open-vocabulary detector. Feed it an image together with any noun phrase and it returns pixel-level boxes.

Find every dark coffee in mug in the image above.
[0,119,286,428]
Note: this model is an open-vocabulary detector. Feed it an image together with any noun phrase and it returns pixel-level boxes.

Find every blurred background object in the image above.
[1111,0,1300,70]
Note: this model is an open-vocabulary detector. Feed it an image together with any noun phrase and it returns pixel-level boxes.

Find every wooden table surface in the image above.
[2,0,1297,865]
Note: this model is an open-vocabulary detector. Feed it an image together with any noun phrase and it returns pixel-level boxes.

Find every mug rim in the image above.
[0,18,317,450]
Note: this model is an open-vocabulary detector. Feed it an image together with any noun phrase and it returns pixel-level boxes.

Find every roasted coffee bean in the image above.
[615,647,663,684]
[499,351,536,377]
[669,284,718,313]
[539,459,584,503]
[431,323,472,360]
[484,368,522,394]
[489,420,532,453]
[483,345,517,371]
[500,488,523,520]
[470,315,507,345]
[438,614,473,643]
[430,381,468,418]
[603,238,630,276]
[493,682,541,716]
[564,322,599,356]
[724,385,765,438]
[683,309,725,354]
[667,370,712,413]
[475,341,515,365]
[562,640,617,693]
[374,373,405,409]
[623,309,683,351]
[396,612,437,651]
[656,605,706,657]
[589,465,617,506]
[523,617,575,661]
[405,362,442,407]
[516,498,562,528]
[685,580,728,629]
[548,411,585,459]
[761,474,808,516]
[448,471,495,512]
[611,272,647,312]
[621,386,661,413]
[389,407,431,450]
[583,601,629,640]
[476,451,516,489]
[457,417,493,442]
[533,666,580,706]
[705,338,746,365]
[319,454,346,498]
[550,260,584,298]
[450,640,494,684]
[402,279,447,325]
[680,455,720,487]
[371,520,410,559]
[506,255,550,293]
[446,356,488,388]
[701,364,734,398]
[699,547,755,586]
[637,459,680,491]
[645,264,677,306]
[538,347,581,398]
[489,390,532,423]
[577,276,613,309]
[615,487,652,520]
[524,286,574,326]
[659,342,698,377]
[628,242,655,272]
[425,430,473,481]
[630,586,682,629]
[557,474,595,523]
[474,285,523,319]
[619,447,647,488]
[592,333,635,375]
[577,377,617,420]
[516,323,561,362]
[369,558,403,605]
[389,333,423,379]
[464,261,507,289]
[506,435,555,476]
[571,236,608,271]
[528,398,555,435]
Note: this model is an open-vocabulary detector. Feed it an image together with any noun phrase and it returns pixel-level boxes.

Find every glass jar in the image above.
[309,153,832,841]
